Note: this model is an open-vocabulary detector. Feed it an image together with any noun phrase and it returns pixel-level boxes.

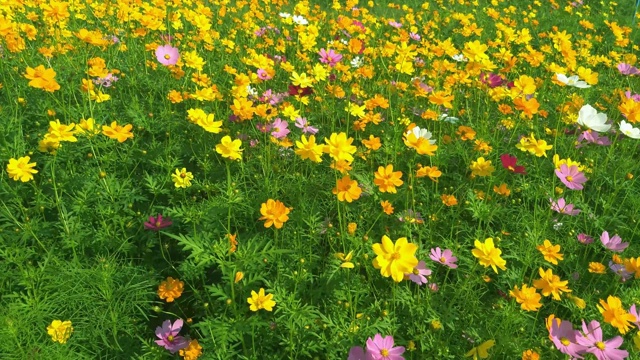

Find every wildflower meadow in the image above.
[2,0,640,359]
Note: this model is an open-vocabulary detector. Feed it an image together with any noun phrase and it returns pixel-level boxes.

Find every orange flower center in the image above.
[180,173,186,178]
[566,175,573,182]
[391,252,401,260]
[440,256,446,263]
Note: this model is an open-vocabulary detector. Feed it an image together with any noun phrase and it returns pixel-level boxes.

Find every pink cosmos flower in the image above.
[294,117,319,135]
[576,130,611,147]
[629,304,640,330]
[257,69,272,80]
[576,320,629,360]
[555,164,587,190]
[348,346,367,360]
[366,334,405,360]
[549,198,581,216]
[155,319,189,353]
[600,231,629,252]
[318,48,343,67]
[429,247,458,268]
[610,261,633,281]
[549,320,587,358]
[155,45,180,66]
[500,154,526,174]
[480,72,505,88]
[576,233,593,244]
[270,118,290,139]
[618,63,640,76]
[625,91,640,102]
[407,261,432,285]
[388,21,402,28]
[144,214,173,231]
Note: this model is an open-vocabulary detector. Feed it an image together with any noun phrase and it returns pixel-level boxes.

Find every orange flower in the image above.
[24,65,60,92]
[158,277,184,302]
[259,199,290,229]
[416,165,442,182]
[598,295,636,334]
[456,126,476,141]
[373,164,403,193]
[514,97,540,119]
[228,233,238,253]
[441,194,458,206]
[493,183,511,197]
[102,121,134,142]
[380,200,394,215]
[333,175,362,202]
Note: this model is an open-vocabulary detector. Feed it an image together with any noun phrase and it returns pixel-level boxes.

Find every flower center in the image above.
[560,337,570,346]
[380,348,389,357]
[508,166,514,171]
[164,54,171,60]
[156,221,162,227]
[595,341,606,350]
[167,335,174,342]
[566,175,573,182]
[413,268,420,275]
[180,173,186,178]
[439,256,446,263]
[391,252,401,260]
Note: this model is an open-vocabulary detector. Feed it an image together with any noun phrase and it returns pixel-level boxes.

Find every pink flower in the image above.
[577,130,611,147]
[257,69,272,80]
[600,231,629,252]
[366,334,405,360]
[625,91,640,102]
[144,214,173,231]
[549,320,586,358]
[406,261,432,285]
[576,233,593,244]
[429,247,458,268]
[550,198,581,216]
[409,33,421,41]
[155,319,189,353]
[629,304,640,330]
[576,320,628,360]
[347,346,367,360]
[155,45,180,66]
[555,164,587,190]
[388,21,402,28]
[270,118,290,139]
[318,48,343,67]
[618,63,640,76]
[294,117,319,135]
[480,72,505,88]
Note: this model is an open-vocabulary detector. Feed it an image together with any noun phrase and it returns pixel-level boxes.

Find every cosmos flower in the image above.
[555,73,590,88]
[555,164,587,190]
[155,319,189,353]
[406,261,432,285]
[577,104,611,133]
[155,45,180,66]
[600,231,629,252]
[429,247,458,268]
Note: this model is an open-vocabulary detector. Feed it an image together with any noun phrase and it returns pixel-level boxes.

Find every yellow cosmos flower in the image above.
[102,121,134,143]
[536,240,563,265]
[47,320,73,344]
[295,135,323,163]
[171,168,194,188]
[157,277,184,302]
[469,157,495,177]
[472,238,506,273]
[372,235,418,282]
[373,164,403,193]
[533,268,571,300]
[598,295,636,334]
[259,199,290,229]
[247,288,276,312]
[509,284,542,312]
[324,132,356,163]
[465,339,495,359]
[332,175,362,203]
[7,156,38,182]
[215,135,243,161]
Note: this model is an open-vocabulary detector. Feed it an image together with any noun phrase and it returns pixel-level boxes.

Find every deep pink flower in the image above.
[549,320,587,358]
[600,231,629,252]
[429,247,458,268]
[550,198,581,216]
[270,118,290,139]
[576,233,593,244]
[155,319,189,353]
[500,154,526,174]
[366,334,405,360]
[618,63,640,76]
[407,261,432,285]
[155,45,180,66]
[555,164,587,190]
[144,214,173,231]
[576,320,628,360]
[480,72,505,88]
[318,48,343,67]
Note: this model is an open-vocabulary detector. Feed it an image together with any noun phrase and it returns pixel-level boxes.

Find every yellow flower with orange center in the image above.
[333,175,362,203]
[102,121,134,143]
[373,164,403,193]
[598,296,636,334]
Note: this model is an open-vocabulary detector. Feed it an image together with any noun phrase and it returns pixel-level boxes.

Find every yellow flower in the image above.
[295,135,323,163]
[598,295,636,334]
[536,240,563,265]
[471,238,506,273]
[48,120,78,142]
[171,168,194,188]
[441,194,458,206]
[47,320,73,344]
[372,235,419,282]
[335,251,355,268]
[247,288,276,311]
[102,121,134,143]
[332,175,362,203]
[588,262,606,274]
[465,340,495,359]
[258,199,290,229]
[324,132,356,163]
[469,157,495,177]
[197,113,222,134]
[7,156,38,182]
[179,339,203,360]
[509,284,542,311]
[373,164,403,193]
[416,165,442,182]
[157,277,184,302]
[521,349,540,360]
[215,136,243,161]
[24,65,61,92]
[380,200,394,215]
[533,268,571,300]
[362,135,381,150]
[77,118,100,136]
[290,71,313,88]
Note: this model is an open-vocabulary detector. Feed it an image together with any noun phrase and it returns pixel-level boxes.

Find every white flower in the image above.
[406,126,436,144]
[619,120,640,139]
[555,73,590,88]
[451,54,468,62]
[292,15,308,25]
[350,56,363,68]
[279,12,291,18]
[577,104,611,132]
[439,113,460,124]
[246,85,257,97]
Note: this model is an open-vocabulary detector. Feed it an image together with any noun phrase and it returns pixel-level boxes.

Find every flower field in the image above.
[2,0,640,359]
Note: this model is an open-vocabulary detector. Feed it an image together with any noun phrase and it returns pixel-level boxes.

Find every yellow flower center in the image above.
[164,54,171,60]
[168,335,174,342]
[440,256,446,263]
[391,252,401,260]
[156,221,162,227]
[380,349,389,357]
[595,341,606,350]
[560,337,570,346]
[413,268,420,275]
[508,166,514,171]
[566,175,573,182]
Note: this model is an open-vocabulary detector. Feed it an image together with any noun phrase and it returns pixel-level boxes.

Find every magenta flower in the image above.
[550,198,581,216]
[270,118,290,139]
[366,334,405,360]
[409,33,421,41]
[500,154,526,174]
[576,233,593,244]
[429,247,458,269]
[144,214,173,231]
[155,319,189,353]
[347,346,367,360]
[555,164,587,190]
[600,231,629,252]
[257,69,271,80]
[618,63,640,76]
[155,45,180,66]
[407,261,432,285]
[318,48,343,67]
[480,72,505,88]
[294,117,319,135]
[577,320,628,360]
[549,320,587,358]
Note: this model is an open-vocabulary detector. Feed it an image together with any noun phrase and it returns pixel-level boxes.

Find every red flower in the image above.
[500,154,526,174]
[288,84,313,96]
